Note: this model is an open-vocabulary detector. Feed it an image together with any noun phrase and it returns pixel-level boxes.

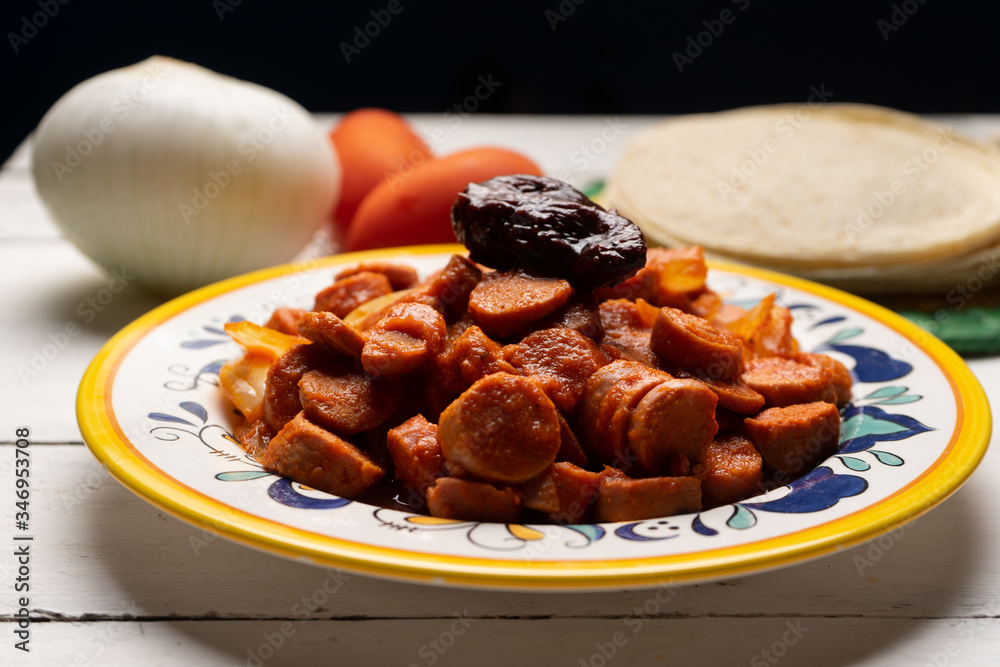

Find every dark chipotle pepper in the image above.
[450,175,647,290]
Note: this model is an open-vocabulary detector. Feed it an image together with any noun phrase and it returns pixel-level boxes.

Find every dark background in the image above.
[3,0,999,165]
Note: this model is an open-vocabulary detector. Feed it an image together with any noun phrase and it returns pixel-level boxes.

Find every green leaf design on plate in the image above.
[870,450,904,466]
[839,413,908,444]
[875,394,922,405]
[838,456,871,472]
[825,327,864,345]
[727,505,757,530]
[216,471,272,482]
[863,386,907,400]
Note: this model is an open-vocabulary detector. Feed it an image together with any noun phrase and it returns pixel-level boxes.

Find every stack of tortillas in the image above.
[604,103,1000,294]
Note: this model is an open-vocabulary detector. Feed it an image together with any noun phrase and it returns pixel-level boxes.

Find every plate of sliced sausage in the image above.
[77,242,990,590]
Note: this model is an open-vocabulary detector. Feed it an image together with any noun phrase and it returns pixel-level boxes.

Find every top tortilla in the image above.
[605,104,1000,274]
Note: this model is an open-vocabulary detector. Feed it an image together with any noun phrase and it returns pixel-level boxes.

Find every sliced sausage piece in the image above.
[263,344,345,433]
[468,270,573,338]
[426,477,522,523]
[744,401,841,476]
[701,434,764,508]
[362,302,447,376]
[297,311,366,359]
[536,292,604,342]
[386,415,445,498]
[627,378,718,476]
[335,261,420,290]
[314,271,394,317]
[420,254,483,321]
[521,462,601,523]
[261,411,385,499]
[298,369,400,436]
[595,475,702,522]
[234,418,273,460]
[441,324,516,389]
[598,299,657,367]
[264,307,306,336]
[742,357,837,407]
[673,370,765,415]
[555,411,589,467]
[794,352,853,407]
[651,307,743,382]
[438,373,561,484]
[576,360,670,470]
[504,327,609,414]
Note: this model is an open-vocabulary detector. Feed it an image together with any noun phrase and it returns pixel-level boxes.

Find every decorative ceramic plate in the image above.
[77,245,991,591]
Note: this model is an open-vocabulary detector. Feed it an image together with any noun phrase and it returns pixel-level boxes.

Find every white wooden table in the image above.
[2,114,999,666]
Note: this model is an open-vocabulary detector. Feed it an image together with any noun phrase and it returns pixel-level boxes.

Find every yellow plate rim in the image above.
[77,244,992,591]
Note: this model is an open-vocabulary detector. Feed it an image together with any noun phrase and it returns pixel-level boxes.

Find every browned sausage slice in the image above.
[386,415,445,498]
[438,373,561,484]
[595,475,702,522]
[261,411,385,499]
[504,327,609,413]
[598,299,658,367]
[794,352,853,407]
[535,292,604,342]
[420,254,483,321]
[468,270,573,337]
[314,271,394,317]
[441,324,516,389]
[555,411,589,467]
[521,462,600,523]
[651,306,743,382]
[298,369,400,436]
[744,401,841,476]
[426,477,522,523]
[335,261,420,290]
[362,302,447,376]
[576,360,670,470]
[263,344,345,433]
[742,357,837,407]
[627,378,718,476]
[673,370,766,415]
[297,311,366,359]
[264,307,305,336]
[701,434,764,508]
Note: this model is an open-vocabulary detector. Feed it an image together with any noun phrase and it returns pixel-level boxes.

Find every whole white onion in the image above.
[32,56,339,295]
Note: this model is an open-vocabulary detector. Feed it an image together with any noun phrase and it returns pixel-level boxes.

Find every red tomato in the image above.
[329,108,432,239]
[345,147,543,252]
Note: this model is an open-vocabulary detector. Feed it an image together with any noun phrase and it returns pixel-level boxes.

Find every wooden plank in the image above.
[3,617,1000,667]
[3,444,998,620]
